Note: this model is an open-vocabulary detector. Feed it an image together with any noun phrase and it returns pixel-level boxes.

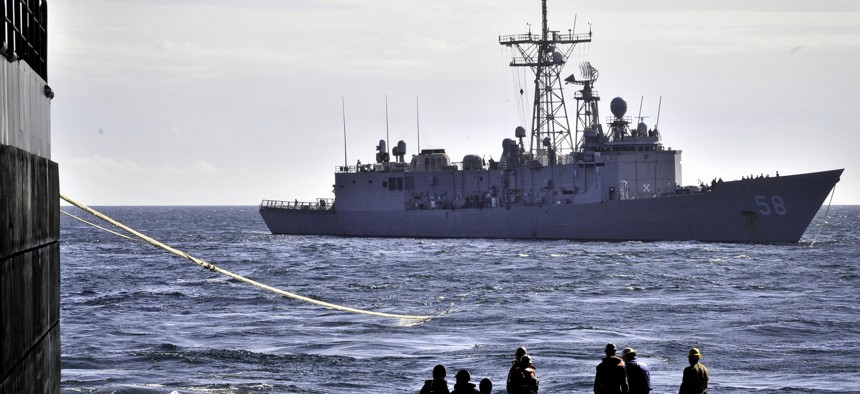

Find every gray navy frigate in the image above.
[260,0,842,243]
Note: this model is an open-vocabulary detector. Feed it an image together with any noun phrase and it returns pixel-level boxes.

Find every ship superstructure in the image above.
[259,0,842,243]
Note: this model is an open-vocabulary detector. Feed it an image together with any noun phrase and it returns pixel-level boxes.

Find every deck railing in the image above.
[2,0,48,80]
[498,31,591,45]
[260,199,334,211]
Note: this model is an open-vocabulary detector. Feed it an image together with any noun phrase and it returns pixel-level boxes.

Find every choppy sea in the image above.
[59,205,860,393]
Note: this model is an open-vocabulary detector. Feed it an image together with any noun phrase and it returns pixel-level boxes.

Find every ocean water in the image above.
[59,205,860,393]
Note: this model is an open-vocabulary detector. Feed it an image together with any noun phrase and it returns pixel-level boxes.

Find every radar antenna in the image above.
[566,60,603,151]
[499,0,591,162]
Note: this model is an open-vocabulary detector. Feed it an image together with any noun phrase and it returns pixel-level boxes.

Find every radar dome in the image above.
[610,97,627,119]
[552,51,564,64]
[515,126,526,138]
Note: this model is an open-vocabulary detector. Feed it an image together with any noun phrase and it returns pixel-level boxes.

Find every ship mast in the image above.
[499,0,591,163]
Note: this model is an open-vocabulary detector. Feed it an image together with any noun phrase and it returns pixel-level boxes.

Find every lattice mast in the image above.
[567,61,603,152]
[499,0,591,162]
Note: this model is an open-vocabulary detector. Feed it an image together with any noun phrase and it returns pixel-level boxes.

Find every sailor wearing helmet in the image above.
[679,347,709,394]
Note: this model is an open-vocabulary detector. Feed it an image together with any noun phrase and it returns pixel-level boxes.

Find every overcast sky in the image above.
[49,0,858,205]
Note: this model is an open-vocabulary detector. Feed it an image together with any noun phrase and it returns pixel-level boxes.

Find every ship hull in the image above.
[260,169,842,243]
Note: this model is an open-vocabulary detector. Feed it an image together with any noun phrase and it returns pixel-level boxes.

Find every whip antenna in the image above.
[416,96,421,153]
[342,96,348,168]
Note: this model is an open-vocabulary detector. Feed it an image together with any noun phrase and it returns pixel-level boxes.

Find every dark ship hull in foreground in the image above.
[260,1,842,244]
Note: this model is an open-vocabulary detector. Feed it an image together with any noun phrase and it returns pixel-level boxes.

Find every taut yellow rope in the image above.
[60,194,432,322]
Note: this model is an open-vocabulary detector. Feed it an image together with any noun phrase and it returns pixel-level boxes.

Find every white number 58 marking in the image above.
[755,195,787,216]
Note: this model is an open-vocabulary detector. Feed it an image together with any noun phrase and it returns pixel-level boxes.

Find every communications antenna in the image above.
[499,0,591,162]
[566,61,602,151]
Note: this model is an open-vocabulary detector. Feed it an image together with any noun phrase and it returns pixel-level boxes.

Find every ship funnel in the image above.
[501,138,519,169]
[610,97,627,119]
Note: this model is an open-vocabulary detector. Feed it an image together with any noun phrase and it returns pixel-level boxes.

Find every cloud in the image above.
[163,159,220,175]
[71,155,143,175]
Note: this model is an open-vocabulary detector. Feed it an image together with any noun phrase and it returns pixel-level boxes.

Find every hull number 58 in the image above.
[755,195,787,216]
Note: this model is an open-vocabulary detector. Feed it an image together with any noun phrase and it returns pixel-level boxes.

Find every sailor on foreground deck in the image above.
[421,345,707,393]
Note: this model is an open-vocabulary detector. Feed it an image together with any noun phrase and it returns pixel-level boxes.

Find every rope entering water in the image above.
[809,184,836,247]
[60,194,433,322]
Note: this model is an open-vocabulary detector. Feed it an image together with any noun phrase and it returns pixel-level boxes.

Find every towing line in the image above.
[809,184,836,248]
[60,194,433,323]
